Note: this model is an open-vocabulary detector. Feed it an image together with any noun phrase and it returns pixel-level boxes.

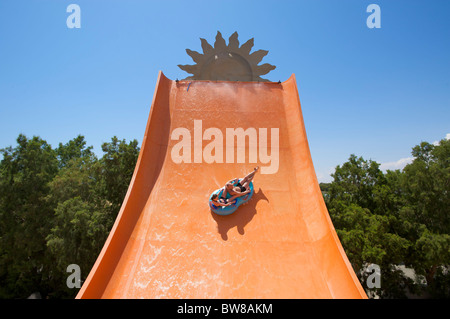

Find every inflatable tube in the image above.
[209,179,254,215]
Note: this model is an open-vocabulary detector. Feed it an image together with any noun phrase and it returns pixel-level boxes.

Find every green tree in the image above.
[0,134,140,298]
[0,135,58,298]
[326,139,450,298]
[97,136,140,218]
[403,140,449,234]
[56,135,94,169]
[45,136,140,298]
[45,136,104,298]
[325,154,414,298]
[400,139,450,297]
[327,154,386,212]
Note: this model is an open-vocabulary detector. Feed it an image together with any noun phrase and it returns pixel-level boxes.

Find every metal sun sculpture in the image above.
[178,31,276,82]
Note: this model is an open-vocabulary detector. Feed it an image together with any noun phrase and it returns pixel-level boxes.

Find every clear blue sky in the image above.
[1,0,449,182]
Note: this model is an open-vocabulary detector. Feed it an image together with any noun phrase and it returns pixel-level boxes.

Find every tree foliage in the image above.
[324,138,450,298]
[0,135,139,298]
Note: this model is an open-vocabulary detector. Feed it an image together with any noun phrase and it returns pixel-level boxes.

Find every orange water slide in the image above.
[76,72,367,299]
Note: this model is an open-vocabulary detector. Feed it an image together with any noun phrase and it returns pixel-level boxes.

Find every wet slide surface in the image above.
[76,72,367,298]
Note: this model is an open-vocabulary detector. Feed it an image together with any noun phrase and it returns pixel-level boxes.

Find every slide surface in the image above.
[76,72,367,299]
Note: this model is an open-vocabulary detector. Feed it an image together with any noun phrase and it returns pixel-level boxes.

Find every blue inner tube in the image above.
[209,179,254,216]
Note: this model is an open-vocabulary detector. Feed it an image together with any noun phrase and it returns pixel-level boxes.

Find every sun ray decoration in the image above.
[178,31,276,82]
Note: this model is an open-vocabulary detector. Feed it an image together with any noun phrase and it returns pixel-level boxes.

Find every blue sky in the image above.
[0,0,449,182]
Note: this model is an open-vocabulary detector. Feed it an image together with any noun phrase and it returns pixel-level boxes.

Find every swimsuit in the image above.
[235,182,246,192]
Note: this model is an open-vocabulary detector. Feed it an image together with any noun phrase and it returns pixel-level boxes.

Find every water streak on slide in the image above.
[76,72,367,298]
